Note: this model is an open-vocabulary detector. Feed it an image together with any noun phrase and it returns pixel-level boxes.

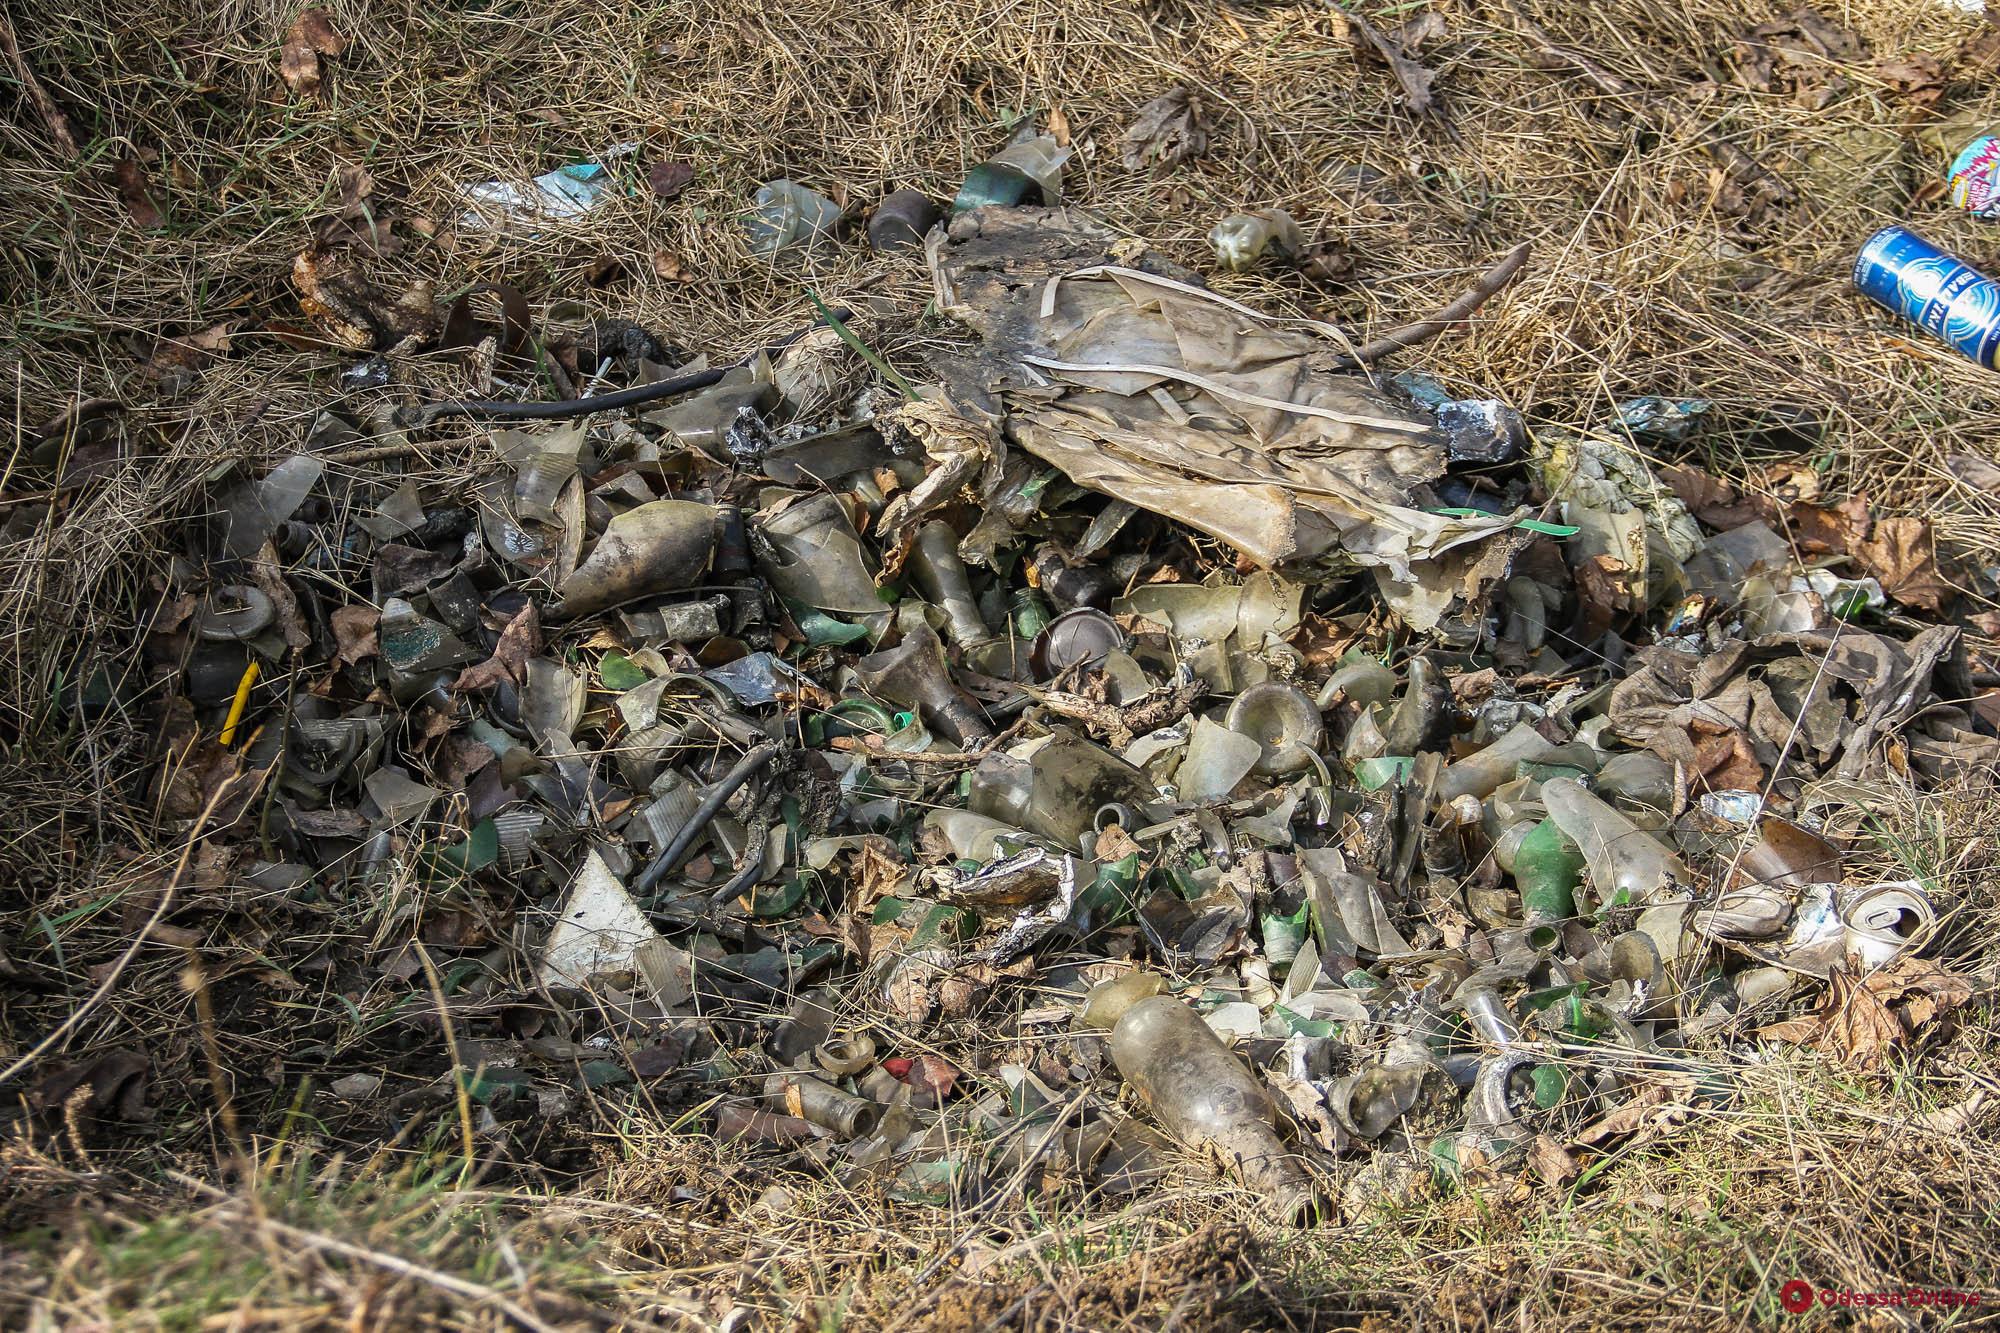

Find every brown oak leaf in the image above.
[455,602,540,691]
[280,9,347,97]
[331,604,380,666]
[1855,516,1952,611]
[113,156,164,229]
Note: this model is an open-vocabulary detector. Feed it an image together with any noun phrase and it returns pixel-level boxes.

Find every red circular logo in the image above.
[1780,1281,1815,1314]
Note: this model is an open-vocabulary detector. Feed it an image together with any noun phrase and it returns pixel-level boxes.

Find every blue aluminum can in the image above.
[1852,224,2000,370]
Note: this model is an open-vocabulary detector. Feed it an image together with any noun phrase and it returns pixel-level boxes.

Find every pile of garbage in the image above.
[131,203,1984,1222]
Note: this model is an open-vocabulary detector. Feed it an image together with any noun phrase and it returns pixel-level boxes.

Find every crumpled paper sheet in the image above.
[923,207,1521,630]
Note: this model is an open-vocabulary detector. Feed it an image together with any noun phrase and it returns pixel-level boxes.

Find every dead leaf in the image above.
[422,908,495,949]
[1269,1071,1347,1153]
[1869,955,1974,1029]
[1528,1134,1579,1186]
[1915,1089,1990,1135]
[1960,28,2000,78]
[249,543,311,655]
[1758,958,1973,1070]
[1821,969,1904,1070]
[1855,516,1952,611]
[1656,462,1768,528]
[436,735,495,789]
[292,249,439,352]
[1688,724,1764,794]
[854,837,912,911]
[455,602,541,691]
[314,162,400,257]
[646,159,694,200]
[1449,666,1499,711]
[651,248,695,282]
[286,804,371,838]
[1732,11,1866,101]
[1299,241,1357,282]
[1787,496,1870,556]
[140,322,237,381]
[1759,460,1822,506]
[1573,553,1635,642]
[1348,10,1438,114]
[1046,104,1072,147]
[331,604,380,666]
[887,1053,960,1104]
[30,1048,151,1124]
[147,922,203,948]
[113,156,164,229]
[280,8,346,97]
[1119,87,1211,173]
[1876,53,1945,107]
[1392,11,1447,52]
[1572,1084,1685,1147]
[1947,452,2000,493]
[1093,822,1144,865]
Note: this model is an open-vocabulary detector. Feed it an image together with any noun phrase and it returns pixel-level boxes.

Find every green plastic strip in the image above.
[1431,506,1579,538]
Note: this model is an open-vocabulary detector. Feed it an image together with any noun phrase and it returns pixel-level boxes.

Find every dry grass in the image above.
[5,0,2000,1327]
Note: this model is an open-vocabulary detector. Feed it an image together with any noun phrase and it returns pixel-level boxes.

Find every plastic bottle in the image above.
[1540,777,1689,909]
[743,180,840,258]
[1436,723,1560,802]
[1079,968,1165,1029]
[1459,986,1521,1047]
[1209,209,1302,272]
[1021,732,1151,848]
[967,751,1035,828]
[1107,995,1324,1224]
[924,809,1029,863]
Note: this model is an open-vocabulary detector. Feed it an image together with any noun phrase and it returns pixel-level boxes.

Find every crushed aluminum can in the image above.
[1852,225,2000,370]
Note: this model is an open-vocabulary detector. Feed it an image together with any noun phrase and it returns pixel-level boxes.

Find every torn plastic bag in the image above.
[540,849,664,990]
[924,208,1520,630]
[1531,430,1705,604]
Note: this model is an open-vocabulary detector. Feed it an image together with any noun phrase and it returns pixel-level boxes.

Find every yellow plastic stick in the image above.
[219,659,260,746]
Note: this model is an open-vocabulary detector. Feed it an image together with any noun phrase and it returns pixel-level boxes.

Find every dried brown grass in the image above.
[5,0,2000,1327]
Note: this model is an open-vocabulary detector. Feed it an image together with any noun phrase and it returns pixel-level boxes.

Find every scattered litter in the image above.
[123,195,1985,1228]
[461,145,636,231]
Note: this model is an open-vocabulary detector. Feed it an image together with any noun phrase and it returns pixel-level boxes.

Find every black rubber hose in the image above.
[632,742,781,897]
[707,838,769,910]
[394,310,849,429]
